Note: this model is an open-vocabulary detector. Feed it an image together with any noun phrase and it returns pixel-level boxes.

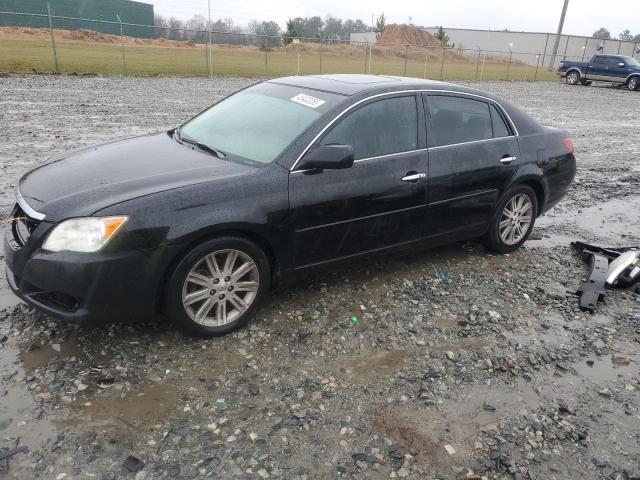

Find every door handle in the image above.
[500,156,517,165]
[401,172,426,182]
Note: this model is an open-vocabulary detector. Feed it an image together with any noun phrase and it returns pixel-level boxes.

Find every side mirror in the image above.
[297,144,354,171]
[618,62,626,68]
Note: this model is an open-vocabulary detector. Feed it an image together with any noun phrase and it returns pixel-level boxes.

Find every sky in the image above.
[143,0,640,38]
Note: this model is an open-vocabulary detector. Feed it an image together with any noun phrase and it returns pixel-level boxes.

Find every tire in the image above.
[566,70,580,85]
[580,79,592,86]
[482,185,538,254]
[627,76,640,91]
[166,236,270,336]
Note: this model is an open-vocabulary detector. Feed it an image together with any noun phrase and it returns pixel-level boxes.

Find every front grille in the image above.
[10,203,41,247]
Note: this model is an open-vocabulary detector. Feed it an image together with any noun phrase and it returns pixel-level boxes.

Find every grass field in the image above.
[0,31,559,81]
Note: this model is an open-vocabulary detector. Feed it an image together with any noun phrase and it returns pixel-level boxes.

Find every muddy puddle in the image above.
[0,326,57,475]
[20,337,81,370]
[532,195,640,247]
[60,382,180,431]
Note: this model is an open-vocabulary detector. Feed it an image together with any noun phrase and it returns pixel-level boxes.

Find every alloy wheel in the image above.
[181,249,259,327]
[499,193,534,246]
[629,78,638,91]
[567,72,578,85]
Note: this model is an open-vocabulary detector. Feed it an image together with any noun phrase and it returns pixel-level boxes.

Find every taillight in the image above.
[562,137,575,155]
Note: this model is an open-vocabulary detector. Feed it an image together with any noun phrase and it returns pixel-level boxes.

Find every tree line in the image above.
[153,13,381,47]
[593,27,640,42]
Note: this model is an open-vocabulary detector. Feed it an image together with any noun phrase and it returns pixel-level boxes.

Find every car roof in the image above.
[268,74,478,97]
[267,74,543,136]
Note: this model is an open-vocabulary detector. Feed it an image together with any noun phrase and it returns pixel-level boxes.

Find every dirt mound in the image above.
[377,24,441,47]
[0,26,200,48]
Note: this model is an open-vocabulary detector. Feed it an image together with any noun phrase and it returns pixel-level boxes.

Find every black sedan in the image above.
[5,75,576,335]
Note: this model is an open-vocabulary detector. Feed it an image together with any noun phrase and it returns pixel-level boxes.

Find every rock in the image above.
[257,468,270,479]
[611,354,631,365]
[483,402,496,412]
[123,456,145,473]
[51,343,61,352]
[598,388,612,397]
[446,351,456,361]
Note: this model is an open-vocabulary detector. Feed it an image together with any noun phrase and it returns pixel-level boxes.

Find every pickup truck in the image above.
[558,54,640,91]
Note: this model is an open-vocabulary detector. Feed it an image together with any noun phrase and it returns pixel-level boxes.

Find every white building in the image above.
[423,27,639,67]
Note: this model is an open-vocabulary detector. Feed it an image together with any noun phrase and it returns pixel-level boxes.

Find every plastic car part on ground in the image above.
[572,241,640,312]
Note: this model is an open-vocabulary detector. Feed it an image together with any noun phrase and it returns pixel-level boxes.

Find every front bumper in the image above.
[4,227,168,323]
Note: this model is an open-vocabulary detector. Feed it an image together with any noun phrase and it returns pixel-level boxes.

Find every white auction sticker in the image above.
[290,93,326,109]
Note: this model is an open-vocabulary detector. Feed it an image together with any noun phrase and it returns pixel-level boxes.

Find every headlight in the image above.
[42,216,128,253]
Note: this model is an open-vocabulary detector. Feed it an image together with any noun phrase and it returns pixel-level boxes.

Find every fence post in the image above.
[264,47,268,76]
[423,50,428,79]
[368,42,373,74]
[46,2,59,74]
[319,39,324,74]
[364,43,368,73]
[116,14,126,76]
[542,33,550,70]
[439,47,445,79]
[581,37,588,62]
[534,54,540,81]
[205,40,210,76]
[207,3,213,78]
[506,50,512,80]
[480,50,487,80]
[403,44,408,76]
[297,53,300,75]
[475,48,481,80]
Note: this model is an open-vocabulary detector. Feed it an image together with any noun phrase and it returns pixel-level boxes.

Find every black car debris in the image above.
[4,75,577,335]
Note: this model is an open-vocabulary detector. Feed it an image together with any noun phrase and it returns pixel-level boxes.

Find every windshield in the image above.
[179,82,343,165]
[623,56,640,67]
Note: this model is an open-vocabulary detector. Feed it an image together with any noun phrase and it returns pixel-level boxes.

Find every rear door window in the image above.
[320,95,418,160]
[592,56,607,65]
[427,95,493,147]
[606,57,622,67]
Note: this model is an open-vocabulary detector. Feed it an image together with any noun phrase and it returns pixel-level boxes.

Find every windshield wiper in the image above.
[174,127,227,160]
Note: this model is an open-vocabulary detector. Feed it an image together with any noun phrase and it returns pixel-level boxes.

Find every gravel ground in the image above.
[1,75,640,480]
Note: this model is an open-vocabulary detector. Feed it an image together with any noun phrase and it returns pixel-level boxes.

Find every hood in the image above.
[18,133,256,221]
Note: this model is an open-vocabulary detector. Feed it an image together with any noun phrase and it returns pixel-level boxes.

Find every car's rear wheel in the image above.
[167,237,270,336]
[628,76,640,91]
[566,71,580,85]
[483,185,538,254]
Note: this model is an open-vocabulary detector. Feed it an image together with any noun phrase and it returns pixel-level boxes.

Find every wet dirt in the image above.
[373,380,538,476]
[534,195,640,248]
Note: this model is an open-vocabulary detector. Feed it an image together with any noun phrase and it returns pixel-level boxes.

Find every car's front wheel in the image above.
[566,71,580,85]
[166,237,270,336]
[483,185,538,254]
[628,76,640,91]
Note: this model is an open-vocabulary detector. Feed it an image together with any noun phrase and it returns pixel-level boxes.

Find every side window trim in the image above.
[313,93,422,161]
[424,92,514,148]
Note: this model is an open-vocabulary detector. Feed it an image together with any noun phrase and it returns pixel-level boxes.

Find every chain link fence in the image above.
[0,10,572,81]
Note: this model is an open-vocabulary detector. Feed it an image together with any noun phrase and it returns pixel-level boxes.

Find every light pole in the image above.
[548,0,569,70]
